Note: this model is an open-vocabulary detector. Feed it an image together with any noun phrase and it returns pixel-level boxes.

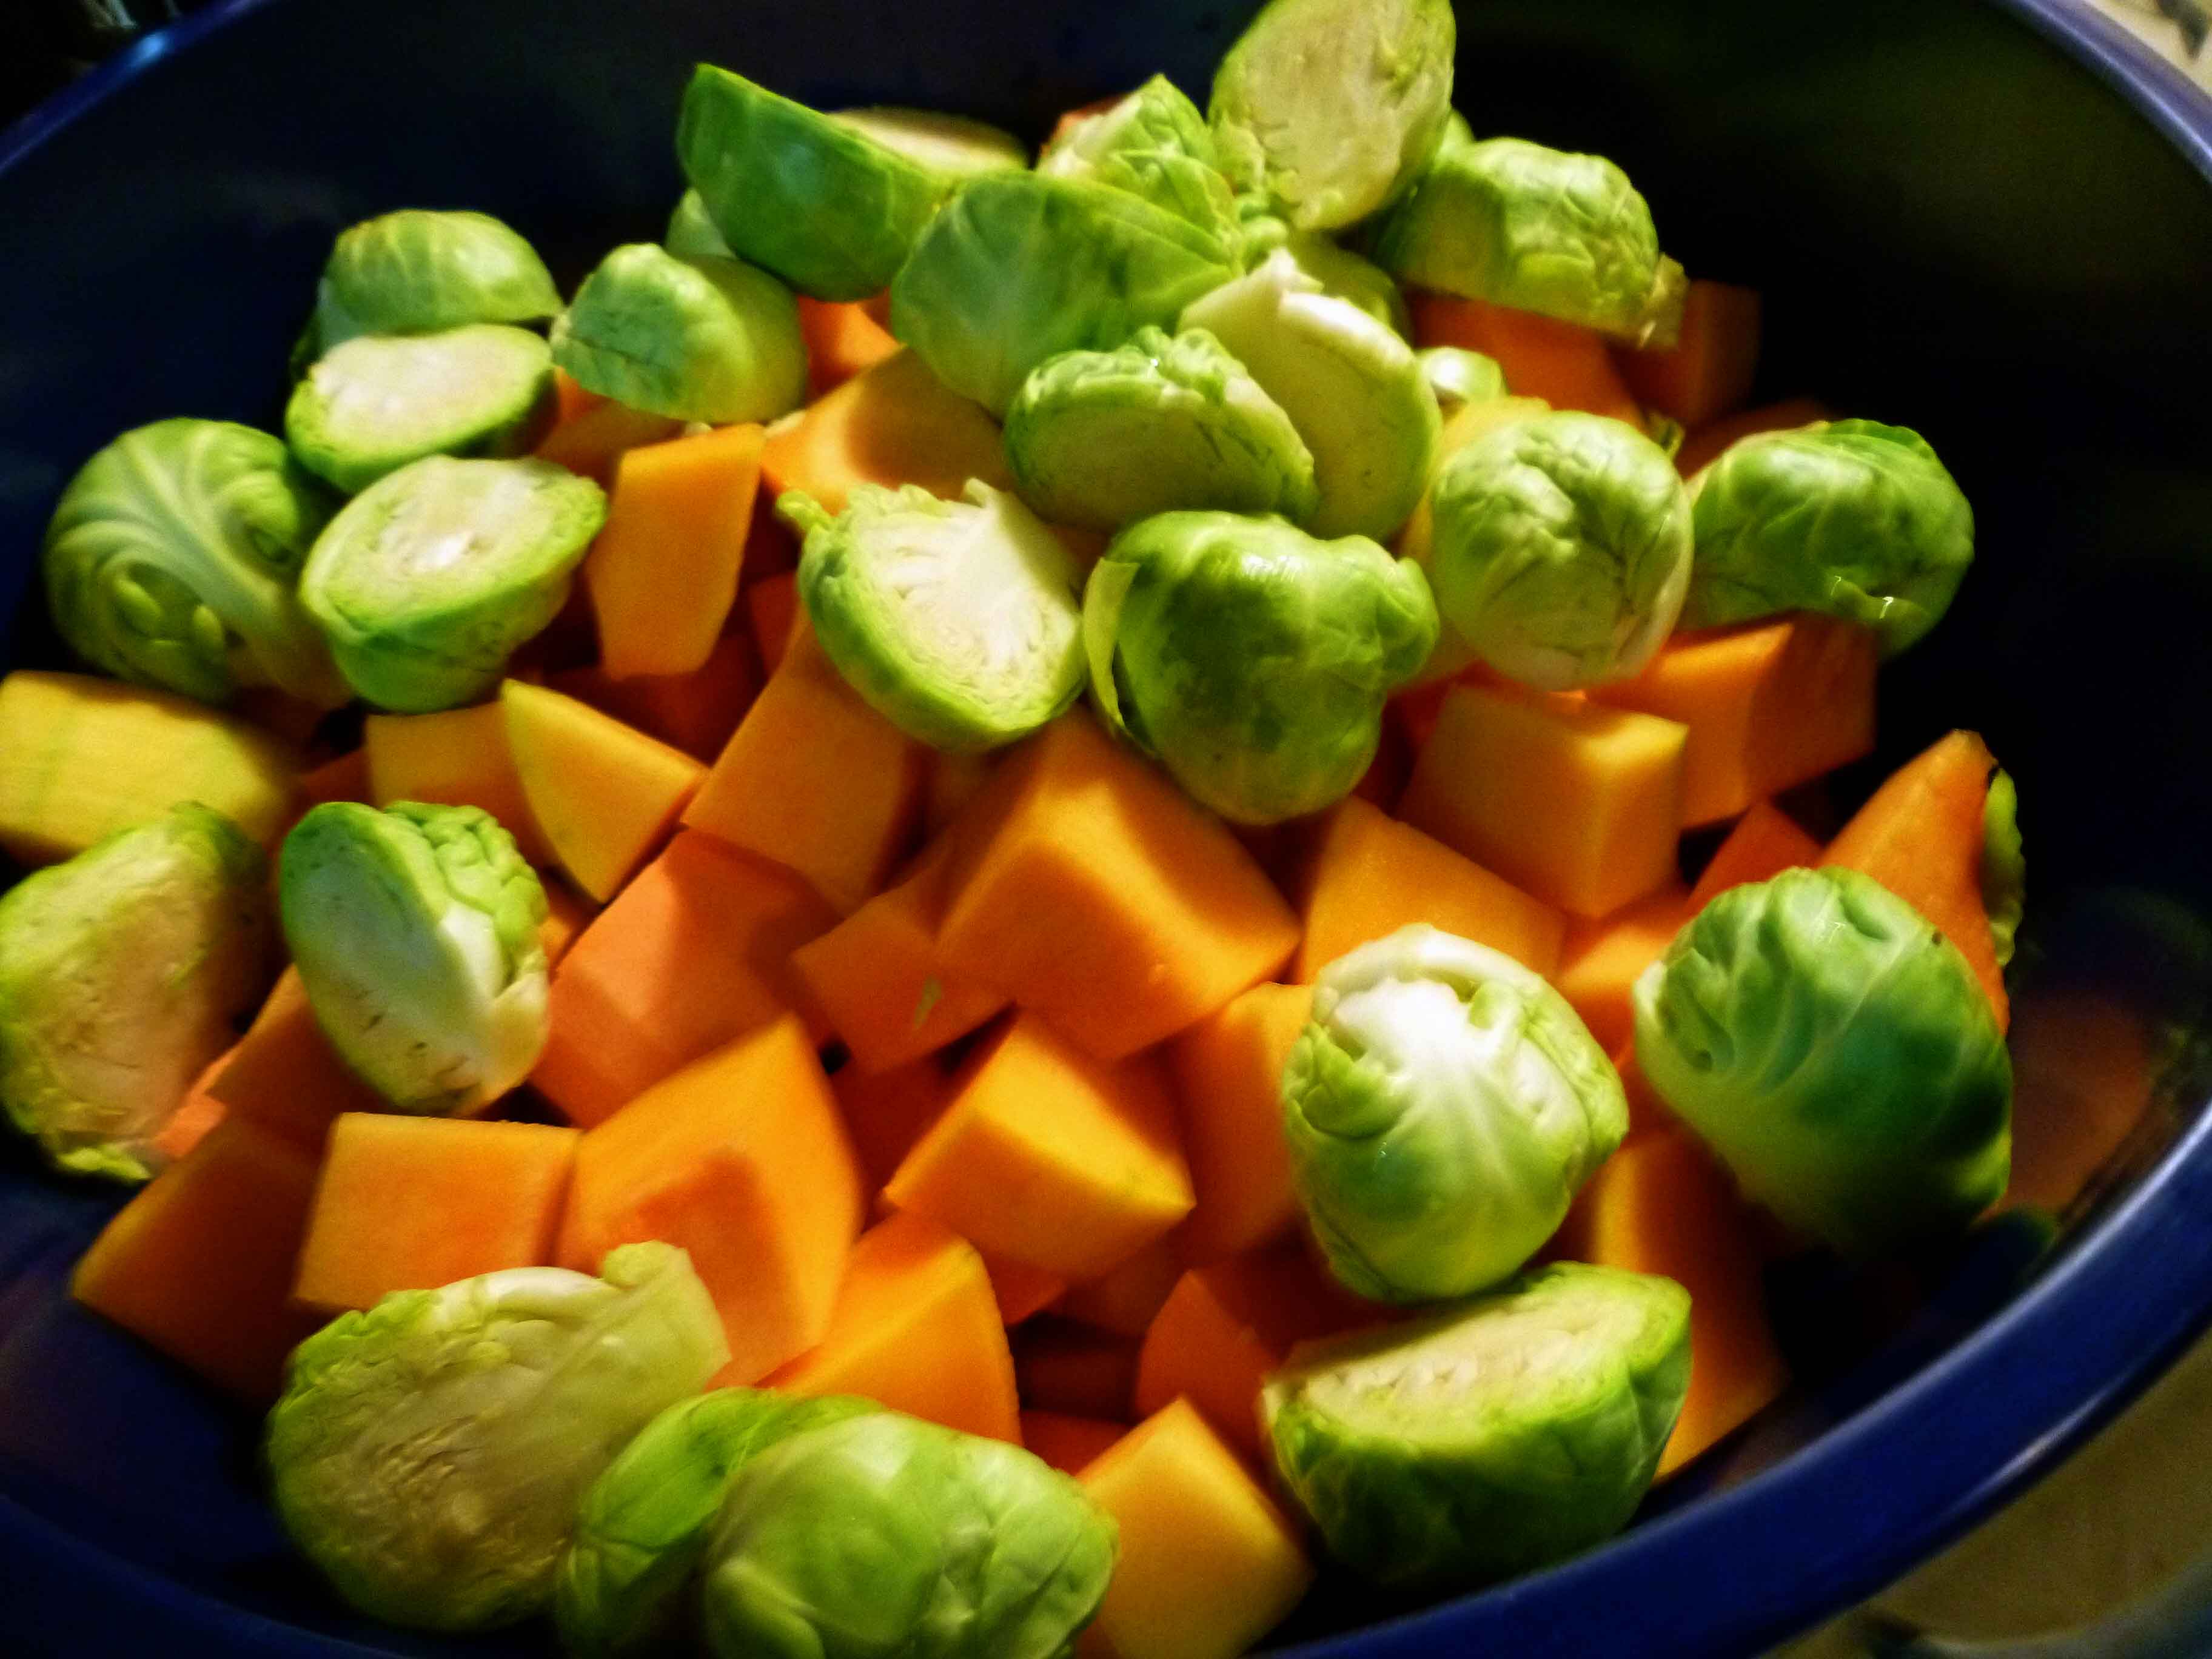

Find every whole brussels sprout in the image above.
[1683,419,1974,656]
[1427,409,1692,690]
[552,243,806,426]
[1632,866,2013,1258]
[299,454,605,712]
[829,107,1027,178]
[699,1410,1117,1659]
[1370,118,1686,347]
[1282,924,1627,1302]
[557,1389,881,1659]
[267,1242,729,1632]
[285,324,555,495]
[303,209,561,361]
[1039,75,1241,248]
[678,65,960,301]
[1262,1261,1691,1591]
[889,171,1238,417]
[0,803,270,1182]
[787,480,1087,751]
[1084,512,1437,825]
[279,801,549,1115]
[42,418,347,708]
[1416,346,1507,415]
[1004,326,1318,531]
[1210,0,1457,232]
[1181,247,1439,540]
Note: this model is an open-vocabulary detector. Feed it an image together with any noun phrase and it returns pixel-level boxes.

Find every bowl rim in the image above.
[5,1,2212,1654]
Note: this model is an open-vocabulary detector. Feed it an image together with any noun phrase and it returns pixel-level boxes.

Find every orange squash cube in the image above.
[203,967,384,1148]
[1687,799,1824,911]
[1553,884,1695,1054]
[796,296,902,398]
[746,572,800,678]
[533,397,682,486]
[1409,293,1643,423]
[1614,280,1762,427]
[558,1016,864,1384]
[759,347,1014,516]
[983,1250,1070,1328]
[545,634,762,764]
[1165,983,1310,1266]
[1054,1237,1186,1339]
[364,702,555,867]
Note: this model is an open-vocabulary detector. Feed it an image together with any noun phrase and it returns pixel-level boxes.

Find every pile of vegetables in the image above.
[1,0,2033,1652]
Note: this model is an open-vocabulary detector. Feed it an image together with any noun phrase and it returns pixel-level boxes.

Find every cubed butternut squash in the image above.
[533,397,682,486]
[746,572,800,678]
[1614,280,1762,427]
[1165,983,1310,1267]
[1408,293,1642,423]
[1054,1238,1187,1340]
[1554,884,1694,1055]
[759,347,1013,516]
[1686,799,1824,911]
[203,966,384,1147]
[796,296,902,398]
[364,701,554,866]
[545,634,762,763]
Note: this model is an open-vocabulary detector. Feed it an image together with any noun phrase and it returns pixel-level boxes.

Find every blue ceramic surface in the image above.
[5,2,2212,1654]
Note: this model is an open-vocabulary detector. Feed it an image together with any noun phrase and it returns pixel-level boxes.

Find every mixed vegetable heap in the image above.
[4,0,2026,1652]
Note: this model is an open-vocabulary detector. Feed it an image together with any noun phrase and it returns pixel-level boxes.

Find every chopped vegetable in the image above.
[301,209,560,360]
[363,700,555,865]
[758,347,1014,516]
[1165,982,1312,1265]
[1416,344,1507,414]
[830,106,1027,177]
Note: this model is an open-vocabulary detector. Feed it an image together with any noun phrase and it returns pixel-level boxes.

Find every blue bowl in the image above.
[5,1,2212,1654]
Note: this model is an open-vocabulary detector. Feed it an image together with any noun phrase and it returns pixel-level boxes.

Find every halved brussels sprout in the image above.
[1037,75,1240,247]
[699,1411,1118,1659]
[303,209,561,360]
[1427,409,1692,690]
[286,324,555,495]
[678,65,957,301]
[788,480,1085,751]
[1282,924,1626,1302]
[300,454,604,712]
[1210,0,1457,232]
[1683,419,1974,656]
[1984,768,2025,970]
[890,172,1238,416]
[552,243,806,426]
[1416,346,1506,414]
[267,1242,729,1633]
[42,418,346,708]
[1084,512,1436,824]
[0,803,270,1182]
[557,1389,880,1659]
[666,189,734,262]
[1370,118,1686,347]
[279,800,549,1115]
[831,106,1028,178]
[1632,866,2013,1258]
[1181,247,1439,540]
[1004,326,1318,531]
[1262,1261,1691,1590]
[1276,232,1413,339]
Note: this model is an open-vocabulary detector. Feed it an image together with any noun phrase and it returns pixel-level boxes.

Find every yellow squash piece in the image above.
[364,700,555,866]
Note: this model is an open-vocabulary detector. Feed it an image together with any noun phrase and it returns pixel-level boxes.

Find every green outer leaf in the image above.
[888,171,1237,417]
[1983,767,2026,970]
[556,1389,881,1659]
[1631,865,2013,1258]
[1210,0,1456,231]
[0,803,269,1182]
[830,107,1028,178]
[1282,923,1626,1302]
[679,64,953,301]
[42,417,346,708]
[1369,121,1682,345]
[1082,511,1438,825]
[1262,1261,1691,1591]
[299,454,605,712]
[1037,76,1239,248]
[307,209,560,358]
[285,324,556,495]
[666,189,735,261]
[266,1243,729,1634]
[1427,409,1692,691]
[1003,325,1318,531]
[552,243,806,426]
[1683,418,1975,655]
[1416,346,1507,414]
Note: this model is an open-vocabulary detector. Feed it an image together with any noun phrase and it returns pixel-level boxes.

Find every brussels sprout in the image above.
[299,455,605,712]
[1370,119,1686,347]
[1003,326,1318,531]
[1427,409,1692,690]
[1262,1261,1691,1590]
[1181,248,1439,540]
[678,65,957,301]
[1281,924,1626,1302]
[1683,419,1975,656]
[0,804,269,1182]
[1632,866,2013,1258]
[1276,232,1413,340]
[1416,346,1507,414]
[831,107,1028,178]
[1084,512,1436,824]
[1038,75,1240,247]
[279,801,549,1115]
[788,480,1085,751]
[1984,768,2025,970]
[285,324,555,495]
[552,243,806,426]
[304,209,561,360]
[557,1389,881,1659]
[666,189,735,262]
[890,172,1238,417]
[42,418,347,709]
[699,1411,1117,1659]
[1210,0,1456,232]
[267,1242,729,1633]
